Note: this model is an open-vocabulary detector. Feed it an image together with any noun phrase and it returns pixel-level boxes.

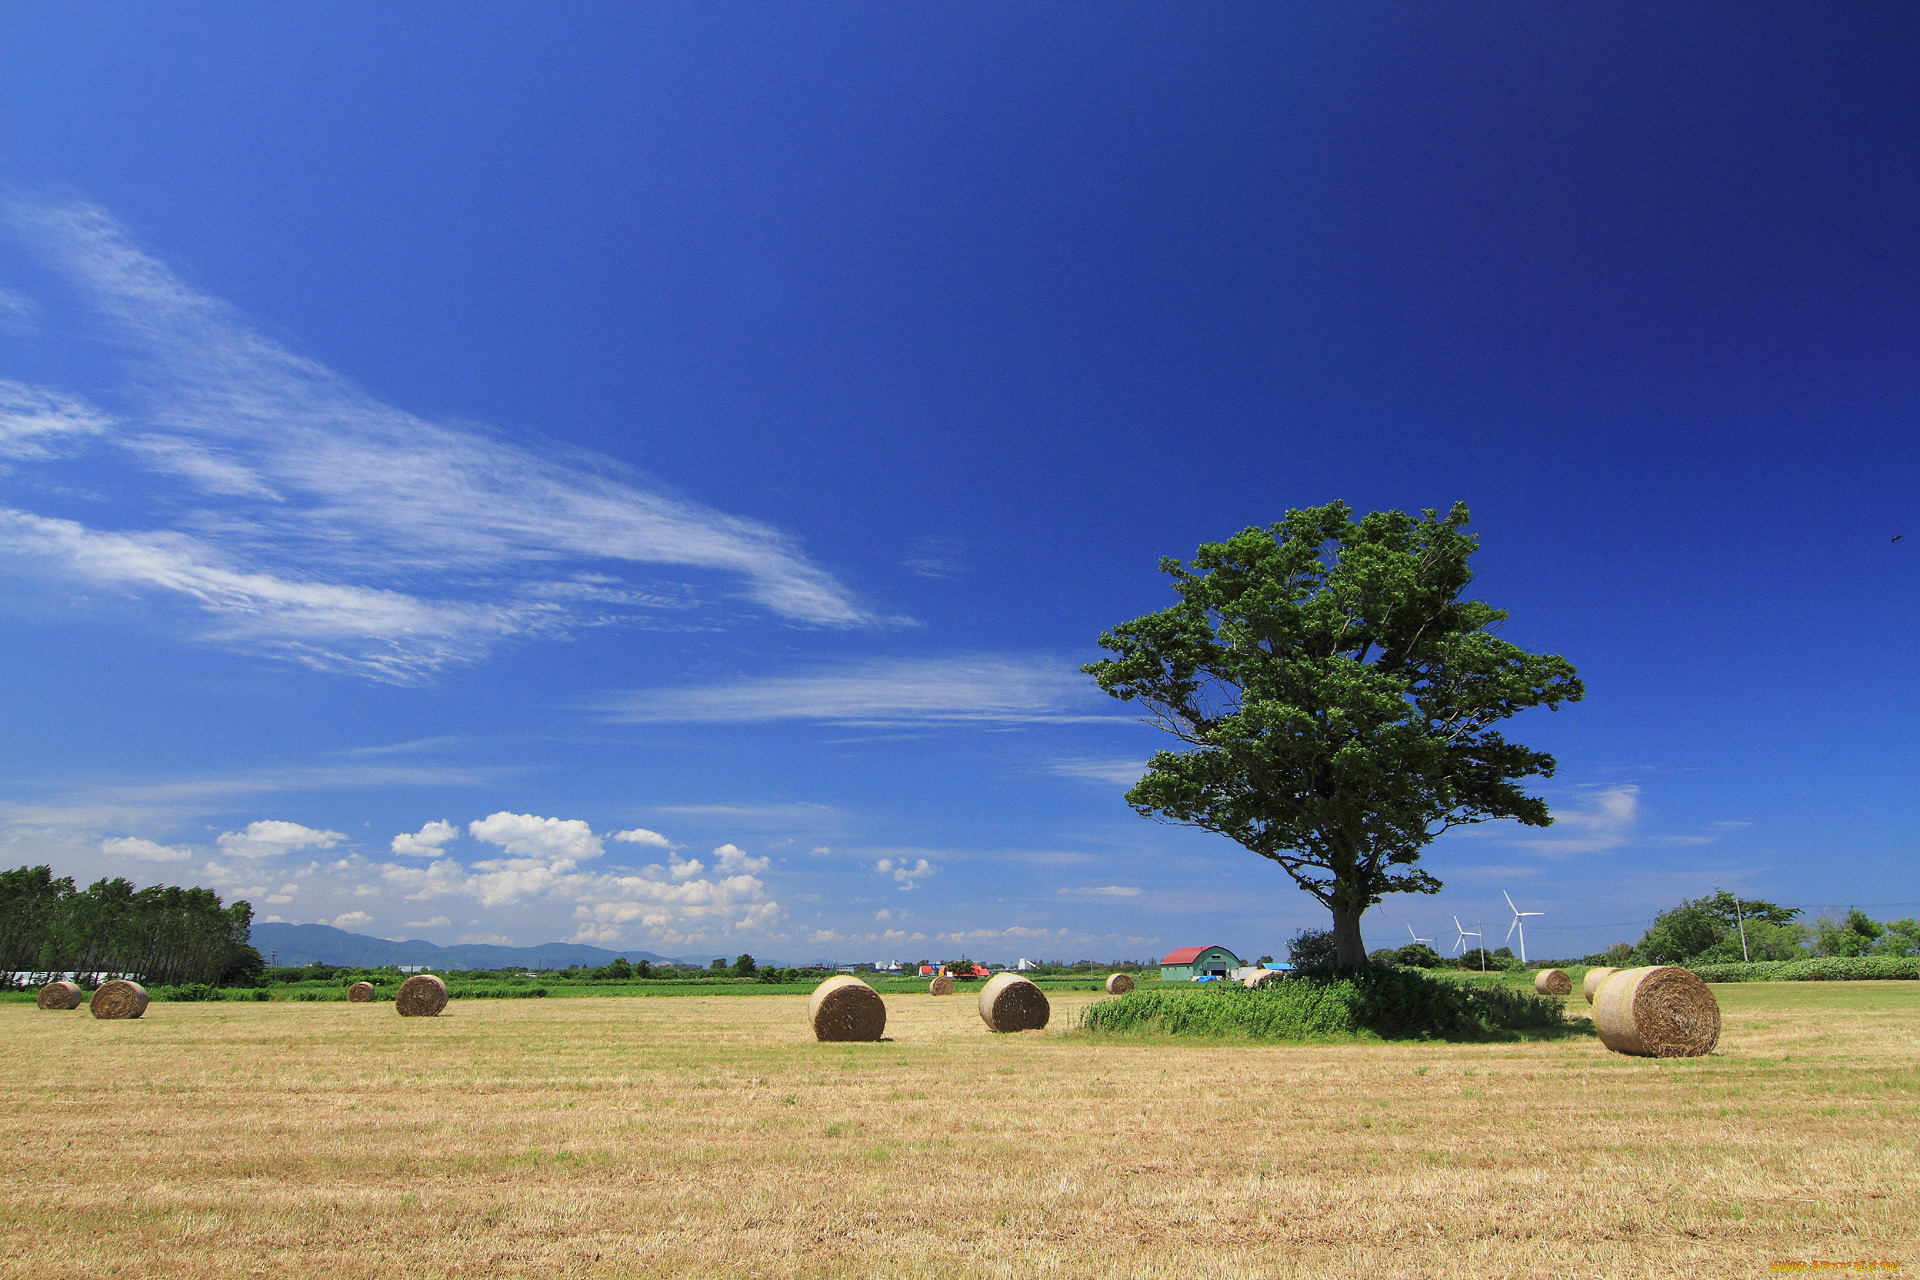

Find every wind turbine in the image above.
[1504,891,1544,964]
[1407,924,1435,948]
[1451,916,1481,960]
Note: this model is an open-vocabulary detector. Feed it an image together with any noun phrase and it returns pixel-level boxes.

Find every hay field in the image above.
[2,983,1915,1279]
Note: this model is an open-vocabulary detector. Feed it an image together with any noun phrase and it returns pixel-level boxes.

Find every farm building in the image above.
[1160,945,1243,981]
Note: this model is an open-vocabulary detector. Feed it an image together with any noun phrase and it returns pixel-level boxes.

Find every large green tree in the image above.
[1084,502,1582,968]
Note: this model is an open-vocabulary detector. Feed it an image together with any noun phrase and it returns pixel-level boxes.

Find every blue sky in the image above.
[2,3,1915,964]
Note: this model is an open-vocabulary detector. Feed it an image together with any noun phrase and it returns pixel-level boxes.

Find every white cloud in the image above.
[1056,885,1144,898]
[403,916,450,930]
[468,811,603,862]
[458,933,514,946]
[713,843,769,875]
[1046,757,1147,787]
[332,911,372,929]
[611,827,671,849]
[391,819,460,856]
[0,507,542,682]
[1505,785,1638,858]
[876,857,935,890]
[0,194,874,681]
[216,820,345,859]
[667,855,706,880]
[100,835,193,863]
[875,908,892,921]
[590,655,1114,726]
[0,380,109,460]
[352,883,380,897]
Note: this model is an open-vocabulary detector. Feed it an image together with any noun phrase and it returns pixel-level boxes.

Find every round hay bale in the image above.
[1241,970,1277,989]
[978,971,1050,1033]
[89,980,149,1020]
[1582,966,1620,1003]
[928,975,955,996]
[809,975,886,1041]
[1533,968,1573,996]
[37,980,83,1010]
[347,981,376,1003]
[1105,972,1134,995]
[1593,966,1720,1058]
[394,973,448,1017]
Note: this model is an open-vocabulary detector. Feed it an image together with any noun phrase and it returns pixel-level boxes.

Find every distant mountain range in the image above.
[249,922,717,970]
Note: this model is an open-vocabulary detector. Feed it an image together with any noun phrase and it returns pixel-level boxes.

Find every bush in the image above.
[1080,966,1565,1042]
[253,989,273,1001]
[1691,956,1920,983]
[1286,929,1340,978]
[162,982,224,1002]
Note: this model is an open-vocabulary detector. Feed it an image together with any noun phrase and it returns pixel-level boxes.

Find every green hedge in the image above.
[1078,967,1565,1042]
[1690,957,1920,983]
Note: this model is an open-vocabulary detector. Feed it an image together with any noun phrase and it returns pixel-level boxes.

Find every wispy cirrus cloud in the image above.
[591,654,1113,726]
[0,193,876,681]
[1045,757,1147,787]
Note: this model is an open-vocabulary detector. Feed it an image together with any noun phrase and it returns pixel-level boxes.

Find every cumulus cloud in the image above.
[0,193,874,682]
[216,820,345,859]
[876,857,934,890]
[332,911,372,929]
[1056,885,1143,898]
[403,916,450,930]
[374,816,779,944]
[468,812,603,862]
[100,835,193,863]
[391,819,459,856]
[610,827,671,849]
[713,843,770,875]
[590,655,1114,726]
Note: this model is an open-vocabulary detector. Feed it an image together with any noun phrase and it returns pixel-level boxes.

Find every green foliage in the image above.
[162,982,224,1002]
[1083,502,1581,966]
[1690,956,1919,983]
[1394,943,1442,968]
[0,864,263,986]
[1633,890,1807,965]
[1875,918,1920,957]
[1080,966,1565,1042]
[1286,928,1339,977]
[732,954,757,977]
[1812,910,1884,958]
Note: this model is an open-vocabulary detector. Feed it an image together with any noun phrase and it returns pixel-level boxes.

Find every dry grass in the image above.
[2,982,1916,1279]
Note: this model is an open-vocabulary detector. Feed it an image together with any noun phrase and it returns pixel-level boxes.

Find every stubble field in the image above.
[2,982,1915,1280]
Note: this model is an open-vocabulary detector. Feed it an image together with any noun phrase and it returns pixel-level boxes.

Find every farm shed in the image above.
[1160,945,1243,982]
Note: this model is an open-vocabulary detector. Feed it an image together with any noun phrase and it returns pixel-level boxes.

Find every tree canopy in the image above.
[1084,501,1582,967]
[0,865,262,986]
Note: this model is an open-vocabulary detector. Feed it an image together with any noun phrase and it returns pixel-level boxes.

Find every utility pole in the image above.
[1734,897,1750,962]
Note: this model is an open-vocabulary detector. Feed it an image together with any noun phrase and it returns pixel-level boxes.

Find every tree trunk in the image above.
[1331,903,1368,969]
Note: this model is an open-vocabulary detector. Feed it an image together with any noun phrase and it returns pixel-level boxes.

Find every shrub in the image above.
[253,989,273,1001]
[163,982,223,1002]
[1286,929,1339,978]
[1080,966,1564,1042]
[1691,956,1920,983]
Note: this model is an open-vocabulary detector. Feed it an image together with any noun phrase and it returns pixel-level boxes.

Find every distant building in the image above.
[1015,958,1040,971]
[1160,945,1243,982]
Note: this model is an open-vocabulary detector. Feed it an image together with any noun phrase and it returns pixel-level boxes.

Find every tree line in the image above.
[1586,890,1920,967]
[0,865,264,988]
